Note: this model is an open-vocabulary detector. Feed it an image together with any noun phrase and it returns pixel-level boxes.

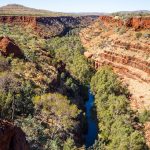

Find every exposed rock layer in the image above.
[0,36,23,58]
[81,16,150,146]
[80,16,150,110]
[0,16,98,38]
[99,51,150,75]
[0,119,29,150]
[99,16,150,29]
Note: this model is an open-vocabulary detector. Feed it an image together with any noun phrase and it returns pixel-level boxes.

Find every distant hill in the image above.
[0,4,69,16]
[70,12,108,16]
[0,4,105,17]
[0,4,149,17]
[112,10,150,16]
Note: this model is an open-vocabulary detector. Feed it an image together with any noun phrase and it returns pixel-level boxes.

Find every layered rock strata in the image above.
[0,16,98,38]
[80,16,150,110]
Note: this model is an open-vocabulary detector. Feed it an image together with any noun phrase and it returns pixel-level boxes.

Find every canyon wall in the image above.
[80,16,150,110]
[0,15,98,38]
[0,119,29,150]
[81,15,150,147]
[81,16,150,145]
[99,16,150,29]
[0,16,37,26]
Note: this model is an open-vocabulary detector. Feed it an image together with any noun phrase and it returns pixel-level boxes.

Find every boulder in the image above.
[0,119,29,150]
[0,37,23,58]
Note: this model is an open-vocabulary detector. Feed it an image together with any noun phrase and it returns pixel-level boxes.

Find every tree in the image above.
[90,66,128,96]
[15,81,35,116]
[33,93,81,135]
[69,53,92,83]
[0,73,34,119]
[129,131,146,150]
[16,116,61,150]
[53,35,93,84]
[63,138,77,150]
[90,66,147,149]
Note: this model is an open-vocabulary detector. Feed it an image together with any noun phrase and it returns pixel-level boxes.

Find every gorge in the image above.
[81,15,150,110]
[0,3,150,150]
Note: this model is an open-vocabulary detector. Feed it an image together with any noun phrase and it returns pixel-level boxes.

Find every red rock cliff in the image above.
[80,15,150,111]
[126,17,150,29]
[0,119,29,150]
[99,16,124,27]
[0,37,24,58]
[0,15,97,38]
[99,16,150,29]
[0,16,37,27]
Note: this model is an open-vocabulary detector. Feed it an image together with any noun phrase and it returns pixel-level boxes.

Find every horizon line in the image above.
[0,3,150,14]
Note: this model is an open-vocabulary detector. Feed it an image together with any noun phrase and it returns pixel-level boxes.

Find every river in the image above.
[85,89,98,148]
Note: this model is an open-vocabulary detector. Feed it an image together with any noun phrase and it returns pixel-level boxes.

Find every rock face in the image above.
[80,15,150,146]
[0,119,29,150]
[80,16,150,110]
[0,16,98,38]
[0,16,37,26]
[99,51,150,75]
[99,16,150,30]
[126,17,150,30]
[0,37,23,58]
[99,16,124,28]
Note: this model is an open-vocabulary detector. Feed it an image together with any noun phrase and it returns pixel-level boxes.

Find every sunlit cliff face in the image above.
[80,16,150,110]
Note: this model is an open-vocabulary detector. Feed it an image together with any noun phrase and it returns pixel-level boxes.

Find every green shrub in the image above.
[136,32,142,39]
[33,93,81,131]
[119,27,126,35]
[139,110,150,123]
[63,138,77,150]
[114,27,120,33]
[16,116,62,150]
[0,76,34,119]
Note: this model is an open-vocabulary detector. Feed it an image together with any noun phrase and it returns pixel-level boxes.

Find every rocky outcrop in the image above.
[0,119,29,150]
[99,16,124,28]
[99,51,150,75]
[0,37,23,58]
[94,55,150,83]
[114,40,150,53]
[0,16,37,27]
[0,16,98,38]
[126,17,150,30]
[99,16,150,29]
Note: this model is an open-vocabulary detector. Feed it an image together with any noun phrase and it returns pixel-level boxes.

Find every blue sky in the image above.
[0,0,150,13]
